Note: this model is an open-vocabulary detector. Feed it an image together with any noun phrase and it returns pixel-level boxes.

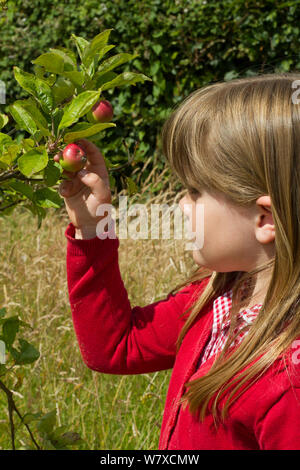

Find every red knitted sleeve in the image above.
[65,223,209,375]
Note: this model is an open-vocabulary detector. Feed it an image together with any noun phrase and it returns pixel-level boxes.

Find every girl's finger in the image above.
[76,168,111,200]
[53,151,62,163]
[75,140,109,179]
[59,180,73,197]
[59,173,85,198]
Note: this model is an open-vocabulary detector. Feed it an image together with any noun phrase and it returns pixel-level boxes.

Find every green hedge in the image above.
[1,0,300,191]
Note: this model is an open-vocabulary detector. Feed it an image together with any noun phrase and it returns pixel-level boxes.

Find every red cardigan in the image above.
[65,223,300,450]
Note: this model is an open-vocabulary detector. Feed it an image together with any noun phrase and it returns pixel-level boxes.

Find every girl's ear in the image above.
[256,195,272,212]
[255,195,275,244]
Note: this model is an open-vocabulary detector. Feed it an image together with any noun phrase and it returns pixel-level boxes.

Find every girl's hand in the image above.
[54,139,112,239]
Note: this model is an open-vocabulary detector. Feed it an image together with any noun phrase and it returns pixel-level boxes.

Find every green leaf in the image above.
[152,44,163,55]
[94,71,118,89]
[23,412,42,425]
[279,60,291,72]
[37,410,56,435]
[10,339,40,365]
[13,66,54,114]
[43,160,62,187]
[82,29,113,67]
[0,160,9,171]
[52,432,82,448]
[34,187,63,208]
[2,316,19,346]
[71,34,90,62]
[49,425,68,439]
[33,64,45,79]
[42,74,57,87]
[52,76,75,106]
[22,98,50,130]
[10,99,50,137]
[0,365,7,376]
[51,108,64,137]
[24,203,46,229]
[96,44,116,62]
[18,148,48,177]
[21,138,35,152]
[224,70,239,81]
[49,47,77,71]
[97,53,138,76]
[0,114,8,130]
[0,308,6,319]
[64,122,116,144]
[0,133,13,151]
[58,90,101,130]
[126,176,138,195]
[9,102,39,137]
[32,52,65,74]
[89,29,113,54]
[61,71,85,87]
[0,143,21,166]
[101,72,152,91]
[42,439,58,450]
[8,180,35,201]
[109,174,115,189]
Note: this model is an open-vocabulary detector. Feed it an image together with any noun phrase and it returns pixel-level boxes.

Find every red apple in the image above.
[92,99,114,123]
[59,143,87,173]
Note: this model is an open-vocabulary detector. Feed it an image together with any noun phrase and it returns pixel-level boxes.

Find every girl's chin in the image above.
[192,252,211,270]
[192,250,204,265]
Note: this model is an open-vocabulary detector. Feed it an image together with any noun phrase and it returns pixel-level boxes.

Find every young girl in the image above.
[57,72,300,450]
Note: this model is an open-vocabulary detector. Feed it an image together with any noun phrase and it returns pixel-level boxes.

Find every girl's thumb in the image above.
[76,169,104,196]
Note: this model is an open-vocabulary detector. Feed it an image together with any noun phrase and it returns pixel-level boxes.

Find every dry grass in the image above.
[0,181,196,450]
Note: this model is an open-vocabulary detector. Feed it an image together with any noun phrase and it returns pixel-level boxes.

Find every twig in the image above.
[51,117,55,138]
[14,174,43,183]
[0,169,43,184]
[0,199,23,212]
[0,379,16,449]
[0,170,19,183]
[0,379,41,450]
[7,128,17,136]
[109,140,138,172]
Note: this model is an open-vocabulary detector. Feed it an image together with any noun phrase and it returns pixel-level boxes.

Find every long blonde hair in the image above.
[161,72,300,423]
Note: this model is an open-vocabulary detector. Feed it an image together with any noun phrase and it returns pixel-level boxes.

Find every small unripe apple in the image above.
[59,143,87,173]
[91,99,114,123]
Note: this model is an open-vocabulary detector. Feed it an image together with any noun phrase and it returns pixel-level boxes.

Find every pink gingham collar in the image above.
[199,281,263,367]
[216,288,262,330]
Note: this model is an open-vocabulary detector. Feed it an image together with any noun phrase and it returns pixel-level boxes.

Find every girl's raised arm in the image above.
[65,224,206,374]
[58,139,209,374]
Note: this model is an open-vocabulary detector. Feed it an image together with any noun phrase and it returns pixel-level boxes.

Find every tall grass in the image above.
[0,181,196,449]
